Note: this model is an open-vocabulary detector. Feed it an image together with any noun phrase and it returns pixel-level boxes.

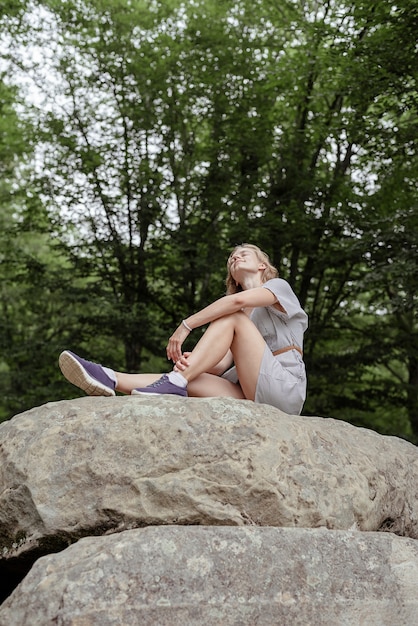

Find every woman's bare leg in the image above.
[180,312,267,401]
[187,373,245,399]
[115,373,161,394]
[116,371,245,398]
[61,312,265,398]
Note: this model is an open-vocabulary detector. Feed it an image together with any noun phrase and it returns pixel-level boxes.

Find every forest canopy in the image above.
[0,0,417,440]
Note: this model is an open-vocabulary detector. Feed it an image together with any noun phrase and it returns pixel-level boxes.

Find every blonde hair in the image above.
[225,243,279,294]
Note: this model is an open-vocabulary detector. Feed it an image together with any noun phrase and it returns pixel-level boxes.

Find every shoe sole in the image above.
[131,390,187,397]
[59,351,115,397]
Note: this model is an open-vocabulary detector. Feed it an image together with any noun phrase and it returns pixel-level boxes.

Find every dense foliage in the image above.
[0,0,417,440]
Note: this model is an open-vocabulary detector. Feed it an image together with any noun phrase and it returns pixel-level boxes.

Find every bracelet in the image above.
[182,319,193,332]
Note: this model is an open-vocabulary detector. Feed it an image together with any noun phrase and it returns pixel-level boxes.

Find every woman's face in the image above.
[227,247,262,279]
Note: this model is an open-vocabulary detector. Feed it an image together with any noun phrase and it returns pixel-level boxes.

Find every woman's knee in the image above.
[210,311,246,329]
[228,310,250,326]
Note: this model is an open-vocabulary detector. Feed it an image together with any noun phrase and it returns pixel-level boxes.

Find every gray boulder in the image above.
[1,525,418,625]
[1,395,418,573]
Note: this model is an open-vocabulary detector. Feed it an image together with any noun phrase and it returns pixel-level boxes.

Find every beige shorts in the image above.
[222,345,306,415]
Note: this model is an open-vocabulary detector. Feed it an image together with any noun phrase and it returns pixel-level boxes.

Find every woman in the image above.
[59,244,308,415]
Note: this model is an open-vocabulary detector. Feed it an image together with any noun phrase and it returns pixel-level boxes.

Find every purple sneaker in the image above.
[59,350,116,396]
[131,374,187,397]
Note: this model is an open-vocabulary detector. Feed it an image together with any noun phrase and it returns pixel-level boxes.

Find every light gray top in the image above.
[250,278,308,352]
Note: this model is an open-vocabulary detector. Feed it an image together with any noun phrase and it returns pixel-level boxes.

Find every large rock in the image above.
[1,526,418,625]
[1,395,418,569]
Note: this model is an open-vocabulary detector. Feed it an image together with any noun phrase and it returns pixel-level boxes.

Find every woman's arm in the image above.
[166,288,277,362]
[185,288,277,329]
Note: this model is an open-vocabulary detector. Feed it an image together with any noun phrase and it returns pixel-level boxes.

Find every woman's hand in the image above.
[173,352,191,373]
[166,324,190,362]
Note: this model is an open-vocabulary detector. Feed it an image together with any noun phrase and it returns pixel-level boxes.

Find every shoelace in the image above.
[148,375,168,388]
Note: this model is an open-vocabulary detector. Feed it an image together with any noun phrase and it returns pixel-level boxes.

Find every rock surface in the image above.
[1,395,418,573]
[1,525,418,626]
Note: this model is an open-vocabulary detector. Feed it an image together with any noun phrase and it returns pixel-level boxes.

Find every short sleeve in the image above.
[262,278,307,325]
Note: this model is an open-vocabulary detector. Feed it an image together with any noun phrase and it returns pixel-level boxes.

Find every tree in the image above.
[1,0,417,440]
